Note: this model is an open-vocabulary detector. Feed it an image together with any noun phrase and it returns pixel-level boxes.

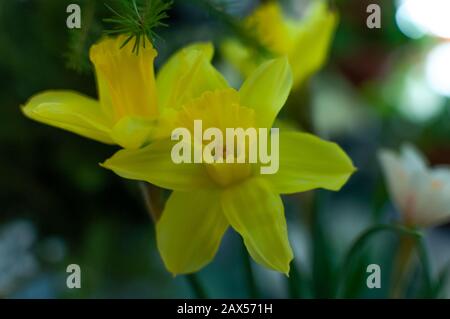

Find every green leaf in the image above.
[336,224,424,298]
[311,191,339,298]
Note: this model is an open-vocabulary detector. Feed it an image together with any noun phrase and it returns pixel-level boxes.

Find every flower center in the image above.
[172,89,258,187]
[205,161,252,187]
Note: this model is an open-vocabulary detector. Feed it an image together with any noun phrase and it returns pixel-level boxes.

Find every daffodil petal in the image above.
[156,42,229,110]
[266,132,355,194]
[220,39,261,77]
[239,57,293,128]
[111,116,157,149]
[157,189,228,275]
[22,90,114,144]
[221,177,293,274]
[289,1,338,87]
[101,139,215,191]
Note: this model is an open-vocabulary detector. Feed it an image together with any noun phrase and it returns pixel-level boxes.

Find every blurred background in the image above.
[0,0,449,298]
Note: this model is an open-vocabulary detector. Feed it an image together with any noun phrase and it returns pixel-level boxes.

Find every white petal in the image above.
[414,169,450,227]
[378,149,411,213]
[401,143,428,171]
[380,144,450,228]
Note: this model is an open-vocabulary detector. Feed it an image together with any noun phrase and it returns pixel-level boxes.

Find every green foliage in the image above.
[65,0,101,73]
[2,0,449,299]
[191,0,271,57]
[104,0,173,54]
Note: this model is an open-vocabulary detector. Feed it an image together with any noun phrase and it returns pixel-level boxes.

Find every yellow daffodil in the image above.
[379,144,450,228]
[22,36,227,149]
[221,0,337,88]
[102,56,355,275]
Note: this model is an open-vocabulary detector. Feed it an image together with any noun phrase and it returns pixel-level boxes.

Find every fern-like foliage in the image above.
[103,0,173,54]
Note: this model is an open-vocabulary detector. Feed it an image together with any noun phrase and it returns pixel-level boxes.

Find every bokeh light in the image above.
[398,72,445,122]
[425,43,450,97]
[396,0,450,39]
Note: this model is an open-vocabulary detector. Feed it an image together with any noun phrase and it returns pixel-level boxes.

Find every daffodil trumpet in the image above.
[171,120,279,174]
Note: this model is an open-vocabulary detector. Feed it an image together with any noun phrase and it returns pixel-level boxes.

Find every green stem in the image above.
[139,181,163,221]
[241,242,260,298]
[311,191,336,298]
[337,224,421,298]
[186,274,208,299]
[390,234,416,298]
[416,238,433,297]
[390,232,432,298]
[287,261,302,298]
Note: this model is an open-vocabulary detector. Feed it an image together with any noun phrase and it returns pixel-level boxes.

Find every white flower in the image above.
[379,144,450,227]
